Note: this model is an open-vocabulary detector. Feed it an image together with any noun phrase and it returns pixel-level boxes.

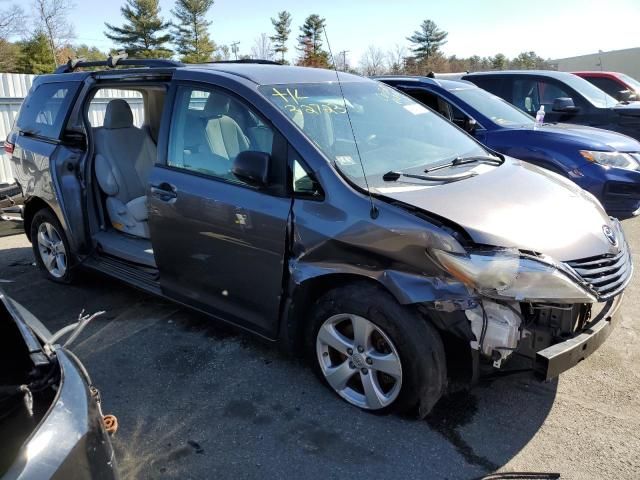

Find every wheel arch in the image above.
[281,273,394,354]
[23,197,55,242]
[281,270,478,390]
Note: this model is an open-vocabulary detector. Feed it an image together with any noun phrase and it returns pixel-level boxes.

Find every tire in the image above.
[307,282,447,418]
[31,209,76,284]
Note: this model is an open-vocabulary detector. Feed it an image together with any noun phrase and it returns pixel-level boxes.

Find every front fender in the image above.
[290,259,471,305]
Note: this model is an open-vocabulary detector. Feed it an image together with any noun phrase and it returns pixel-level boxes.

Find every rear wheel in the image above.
[308,283,447,417]
[31,209,75,283]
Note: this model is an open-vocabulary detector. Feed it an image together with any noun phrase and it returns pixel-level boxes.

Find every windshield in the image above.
[452,87,534,127]
[259,81,487,189]
[562,74,618,108]
[617,73,640,93]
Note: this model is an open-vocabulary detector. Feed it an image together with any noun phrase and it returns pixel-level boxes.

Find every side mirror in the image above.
[464,118,478,134]
[232,150,270,187]
[552,97,579,113]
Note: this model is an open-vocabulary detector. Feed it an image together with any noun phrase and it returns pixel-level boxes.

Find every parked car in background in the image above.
[462,70,640,141]
[377,76,640,218]
[573,71,640,102]
[5,56,632,417]
[0,291,117,479]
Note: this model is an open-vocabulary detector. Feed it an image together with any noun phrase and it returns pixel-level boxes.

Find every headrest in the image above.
[104,99,134,129]
[203,92,230,116]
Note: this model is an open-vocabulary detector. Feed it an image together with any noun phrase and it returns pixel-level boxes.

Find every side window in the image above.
[290,149,323,199]
[406,89,454,121]
[408,90,441,113]
[512,78,540,114]
[586,77,622,98]
[444,101,471,128]
[468,77,503,97]
[87,89,144,128]
[16,82,78,139]
[168,85,275,185]
[537,81,571,110]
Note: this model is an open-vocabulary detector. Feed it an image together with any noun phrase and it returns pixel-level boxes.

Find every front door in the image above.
[147,83,292,338]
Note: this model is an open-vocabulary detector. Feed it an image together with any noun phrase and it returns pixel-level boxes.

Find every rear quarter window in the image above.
[16,82,79,139]
[466,76,505,97]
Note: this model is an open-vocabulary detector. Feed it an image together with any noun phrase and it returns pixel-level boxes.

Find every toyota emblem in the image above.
[602,225,618,247]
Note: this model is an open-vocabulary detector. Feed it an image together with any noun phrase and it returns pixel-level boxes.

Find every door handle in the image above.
[150,183,177,201]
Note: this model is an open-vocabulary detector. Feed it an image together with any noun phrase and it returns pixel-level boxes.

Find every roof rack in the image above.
[55,53,183,74]
[207,59,282,65]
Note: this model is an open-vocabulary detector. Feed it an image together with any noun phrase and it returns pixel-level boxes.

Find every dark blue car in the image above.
[378,76,640,218]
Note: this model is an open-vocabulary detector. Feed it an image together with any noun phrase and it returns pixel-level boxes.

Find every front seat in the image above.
[202,93,250,162]
[94,99,157,239]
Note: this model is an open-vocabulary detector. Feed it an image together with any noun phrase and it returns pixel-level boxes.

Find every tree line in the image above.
[0,1,551,75]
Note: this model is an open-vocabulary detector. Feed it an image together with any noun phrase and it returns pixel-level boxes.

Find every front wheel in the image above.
[31,209,75,283]
[308,283,447,417]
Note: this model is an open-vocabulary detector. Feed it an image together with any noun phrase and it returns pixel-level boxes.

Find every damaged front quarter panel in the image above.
[281,190,482,388]
[289,198,474,305]
[285,182,478,327]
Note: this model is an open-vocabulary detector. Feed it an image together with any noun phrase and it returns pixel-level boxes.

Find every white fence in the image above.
[0,73,145,185]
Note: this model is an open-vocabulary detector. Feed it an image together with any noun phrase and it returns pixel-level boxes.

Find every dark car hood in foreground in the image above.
[378,159,618,262]
[499,122,640,152]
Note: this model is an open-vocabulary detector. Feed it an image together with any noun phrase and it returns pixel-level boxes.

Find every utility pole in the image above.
[338,50,349,71]
[231,41,241,60]
[597,49,604,71]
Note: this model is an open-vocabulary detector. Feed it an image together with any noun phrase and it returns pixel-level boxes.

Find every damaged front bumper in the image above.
[534,294,623,381]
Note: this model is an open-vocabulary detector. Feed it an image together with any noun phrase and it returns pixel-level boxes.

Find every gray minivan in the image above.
[5,57,632,417]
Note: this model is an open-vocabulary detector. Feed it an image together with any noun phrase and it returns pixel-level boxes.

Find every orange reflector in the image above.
[103,414,118,435]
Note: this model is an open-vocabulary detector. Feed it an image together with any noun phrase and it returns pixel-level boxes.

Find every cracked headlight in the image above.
[580,150,640,170]
[430,248,596,303]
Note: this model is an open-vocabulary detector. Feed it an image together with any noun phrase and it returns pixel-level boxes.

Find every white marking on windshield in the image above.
[404,104,429,115]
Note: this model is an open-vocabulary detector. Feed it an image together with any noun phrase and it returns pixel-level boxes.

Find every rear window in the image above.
[16,82,79,139]
[88,89,144,128]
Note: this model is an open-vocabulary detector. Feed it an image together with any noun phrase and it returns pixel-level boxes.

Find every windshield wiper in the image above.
[382,170,477,182]
[424,155,503,173]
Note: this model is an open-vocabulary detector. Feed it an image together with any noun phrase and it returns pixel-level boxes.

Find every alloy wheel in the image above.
[37,222,67,278]
[316,313,403,410]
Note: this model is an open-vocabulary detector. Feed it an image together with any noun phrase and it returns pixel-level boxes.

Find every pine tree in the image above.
[296,14,330,68]
[171,0,215,63]
[16,32,56,74]
[0,40,21,72]
[491,53,507,70]
[270,10,291,64]
[407,19,448,61]
[104,0,172,59]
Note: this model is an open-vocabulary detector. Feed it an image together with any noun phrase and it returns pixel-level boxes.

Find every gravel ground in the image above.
[0,219,639,480]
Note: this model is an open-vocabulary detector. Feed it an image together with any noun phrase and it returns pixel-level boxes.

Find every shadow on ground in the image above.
[0,244,558,479]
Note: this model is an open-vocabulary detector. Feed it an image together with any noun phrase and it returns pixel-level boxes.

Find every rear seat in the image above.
[94,99,157,238]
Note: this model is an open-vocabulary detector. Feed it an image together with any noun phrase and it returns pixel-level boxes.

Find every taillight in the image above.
[3,142,14,154]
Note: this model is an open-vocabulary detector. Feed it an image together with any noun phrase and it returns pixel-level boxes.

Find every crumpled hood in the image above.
[501,123,640,152]
[379,159,620,262]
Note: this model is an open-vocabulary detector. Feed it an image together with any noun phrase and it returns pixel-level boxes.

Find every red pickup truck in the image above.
[573,71,640,101]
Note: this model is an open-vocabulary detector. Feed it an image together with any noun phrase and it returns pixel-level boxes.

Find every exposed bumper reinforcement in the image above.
[535,294,623,381]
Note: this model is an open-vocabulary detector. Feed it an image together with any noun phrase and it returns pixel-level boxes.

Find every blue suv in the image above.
[378,76,640,218]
